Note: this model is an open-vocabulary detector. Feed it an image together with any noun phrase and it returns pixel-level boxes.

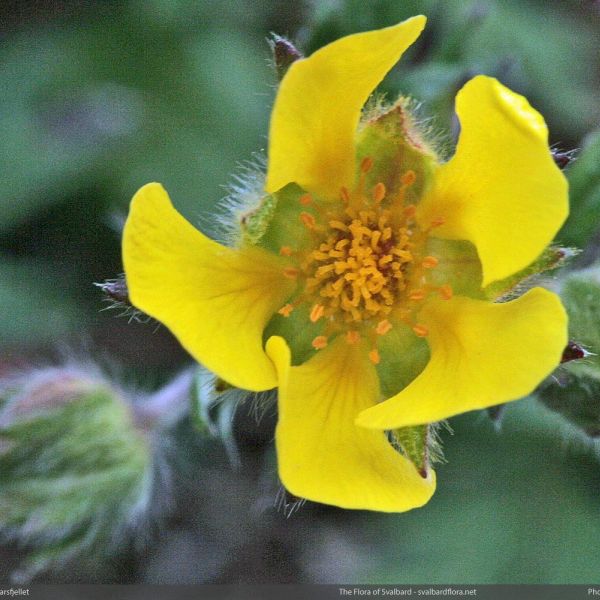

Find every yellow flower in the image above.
[122,16,568,512]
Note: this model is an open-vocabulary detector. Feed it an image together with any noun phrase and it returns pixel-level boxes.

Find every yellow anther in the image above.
[360,156,373,173]
[409,289,426,301]
[312,335,328,350]
[373,182,386,203]
[422,256,439,269]
[283,267,299,279]
[439,284,453,300]
[329,220,348,232]
[278,304,294,317]
[309,304,325,323]
[369,349,381,365]
[412,324,429,338]
[401,170,416,186]
[300,212,316,229]
[299,193,312,206]
[346,330,360,345]
[280,246,293,257]
[375,319,392,336]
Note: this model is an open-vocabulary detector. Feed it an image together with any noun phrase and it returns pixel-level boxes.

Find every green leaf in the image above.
[559,130,600,247]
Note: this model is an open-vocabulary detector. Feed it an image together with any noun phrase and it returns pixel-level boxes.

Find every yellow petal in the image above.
[357,287,567,429]
[266,335,436,512]
[266,16,427,199]
[123,183,295,391]
[417,76,568,286]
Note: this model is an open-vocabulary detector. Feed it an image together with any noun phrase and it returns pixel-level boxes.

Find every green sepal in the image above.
[376,321,429,399]
[483,246,574,301]
[356,97,438,203]
[559,130,600,248]
[391,424,434,478]
[424,238,484,299]
[263,303,321,367]
[239,192,278,246]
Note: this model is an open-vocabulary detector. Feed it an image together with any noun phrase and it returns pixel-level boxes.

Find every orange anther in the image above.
[369,349,381,365]
[299,193,313,206]
[346,330,360,345]
[300,212,316,229]
[422,256,439,269]
[409,289,426,301]
[360,156,373,173]
[430,216,446,228]
[439,284,453,300]
[375,319,392,336]
[283,267,299,279]
[310,304,325,323]
[340,187,351,203]
[372,182,386,203]
[280,246,293,256]
[312,335,328,350]
[403,204,416,219]
[412,324,429,337]
[401,170,416,186]
[278,304,294,317]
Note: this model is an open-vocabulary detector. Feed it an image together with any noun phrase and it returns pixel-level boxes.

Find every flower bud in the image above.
[269,34,302,81]
[0,366,154,581]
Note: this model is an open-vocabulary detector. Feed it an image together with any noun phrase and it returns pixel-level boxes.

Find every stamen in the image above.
[368,349,380,365]
[340,187,350,203]
[300,212,316,229]
[360,156,373,173]
[299,193,313,206]
[409,289,426,301]
[312,335,328,350]
[403,205,416,219]
[309,304,325,323]
[412,324,429,337]
[422,256,439,269]
[439,284,453,300]
[278,304,294,317]
[375,319,392,335]
[280,246,293,257]
[346,330,360,345]
[401,170,416,186]
[283,267,299,279]
[430,216,446,229]
[372,182,386,203]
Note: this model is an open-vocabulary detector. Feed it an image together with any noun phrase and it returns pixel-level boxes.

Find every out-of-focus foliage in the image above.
[1,0,600,586]
[560,130,600,248]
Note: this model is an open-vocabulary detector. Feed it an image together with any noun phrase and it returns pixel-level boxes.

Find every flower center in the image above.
[278,158,451,363]
[303,204,413,324]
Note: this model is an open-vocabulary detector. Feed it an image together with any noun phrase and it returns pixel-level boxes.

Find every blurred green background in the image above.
[1,0,599,585]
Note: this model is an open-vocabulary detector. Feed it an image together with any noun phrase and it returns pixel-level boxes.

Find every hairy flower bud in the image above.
[0,366,154,581]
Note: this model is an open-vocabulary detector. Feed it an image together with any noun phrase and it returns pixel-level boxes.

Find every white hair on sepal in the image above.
[208,151,269,247]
